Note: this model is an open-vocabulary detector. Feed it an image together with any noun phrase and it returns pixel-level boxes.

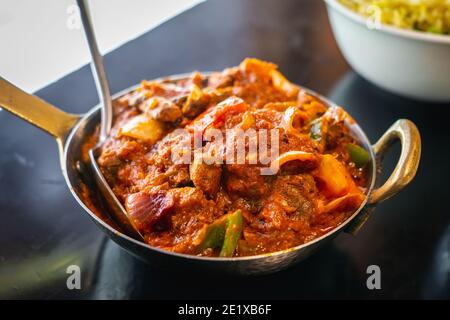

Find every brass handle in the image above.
[369,119,421,204]
[0,77,80,143]
[346,119,421,235]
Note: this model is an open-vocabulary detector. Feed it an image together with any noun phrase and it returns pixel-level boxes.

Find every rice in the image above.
[338,0,450,34]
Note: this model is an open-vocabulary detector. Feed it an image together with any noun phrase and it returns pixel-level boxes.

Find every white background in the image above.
[0,0,203,92]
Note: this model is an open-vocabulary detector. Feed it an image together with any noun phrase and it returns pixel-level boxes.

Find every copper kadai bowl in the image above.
[0,74,421,275]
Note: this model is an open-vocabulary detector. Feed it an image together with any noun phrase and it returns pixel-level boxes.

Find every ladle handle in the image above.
[0,77,79,142]
[77,0,113,142]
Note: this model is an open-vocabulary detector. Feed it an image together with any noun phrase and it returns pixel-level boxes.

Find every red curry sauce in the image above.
[85,58,368,257]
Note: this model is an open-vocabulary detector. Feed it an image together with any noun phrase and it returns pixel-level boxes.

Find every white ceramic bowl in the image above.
[324,0,450,102]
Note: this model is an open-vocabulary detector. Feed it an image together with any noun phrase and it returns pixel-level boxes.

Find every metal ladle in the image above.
[77,0,144,241]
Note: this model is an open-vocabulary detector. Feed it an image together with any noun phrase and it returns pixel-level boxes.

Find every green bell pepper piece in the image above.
[197,210,243,257]
[347,143,370,168]
[198,219,226,251]
[220,210,243,257]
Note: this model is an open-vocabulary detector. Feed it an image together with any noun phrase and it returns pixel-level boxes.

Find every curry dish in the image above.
[87,58,369,257]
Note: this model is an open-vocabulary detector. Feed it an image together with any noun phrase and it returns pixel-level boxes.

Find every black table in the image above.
[1,0,449,300]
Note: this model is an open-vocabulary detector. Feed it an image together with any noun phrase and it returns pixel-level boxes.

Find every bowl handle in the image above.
[369,119,421,205]
[0,77,80,146]
[346,119,421,235]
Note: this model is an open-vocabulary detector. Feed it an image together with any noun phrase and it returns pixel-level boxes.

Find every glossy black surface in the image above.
[1,0,449,299]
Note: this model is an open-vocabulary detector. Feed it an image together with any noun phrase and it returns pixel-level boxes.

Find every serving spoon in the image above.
[77,0,144,241]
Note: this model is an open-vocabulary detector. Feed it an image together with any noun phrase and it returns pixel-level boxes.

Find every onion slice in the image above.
[319,193,365,215]
[268,151,319,174]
